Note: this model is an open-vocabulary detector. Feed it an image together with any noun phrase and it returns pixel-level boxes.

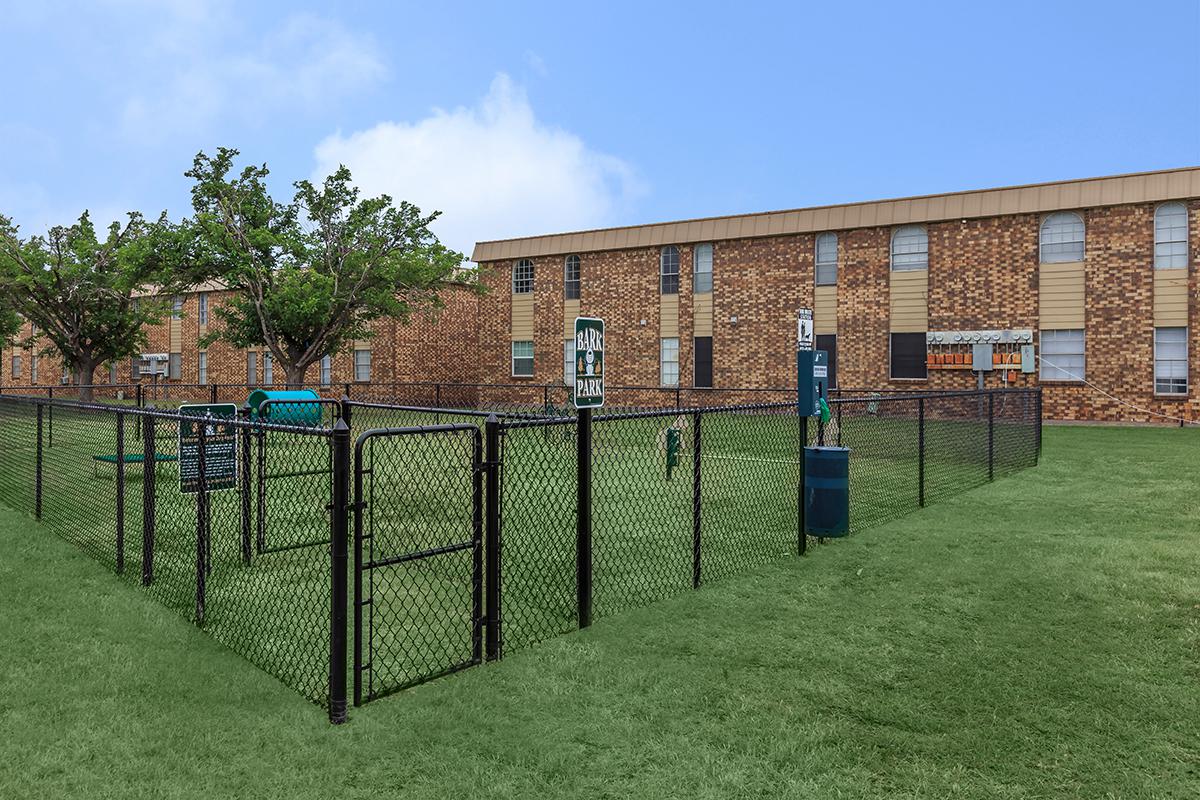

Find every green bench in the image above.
[92,453,178,478]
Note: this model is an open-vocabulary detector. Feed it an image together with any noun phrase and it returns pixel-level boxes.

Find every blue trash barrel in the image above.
[247,389,322,426]
[804,446,850,537]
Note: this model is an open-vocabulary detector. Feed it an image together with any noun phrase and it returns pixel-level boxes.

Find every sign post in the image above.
[179,403,238,494]
[573,317,605,409]
[796,310,812,555]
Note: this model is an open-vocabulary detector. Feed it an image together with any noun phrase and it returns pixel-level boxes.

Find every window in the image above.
[563,340,575,386]
[660,337,679,386]
[354,349,371,382]
[511,341,533,377]
[890,333,927,379]
[693,243,713,294]
[694,336,712,388]
[30,355,38,383]
[1155,327,1188,395]
[1155,203,1188,269]
[320,355,332,387]
[660,246,680,294]
[108,363,118,384]
[1040,212,1085,263]
[246,351,257,386]
[1040,329,1085,382]
[564,255,580,300]
[198,352,208,385]
[60,364,69,385]
[171,296,183,318]
[890,226,928,271]
[131,357,141,381]
[168,353,181,380]
[815,233,837,285]
[513,259,534,294]
[198,292,209,324]
[263,352,273,385]
[9,355,19,379]
[816,334,838,389]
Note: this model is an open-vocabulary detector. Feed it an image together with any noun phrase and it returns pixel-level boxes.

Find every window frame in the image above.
[1154,326,1188,396]
[353,349,372,383]
[168,352,182,380]
[660,336,680,387]
[10,354,20,379]
[246,351,257,387]
[262,352,273,385]
[1154,202,1188,270]
[511,340,534,378]
[693,335,713,388]
[198,292,209,325]
[197,351,208,385]
[889,332,927,380]
[564,255,581,300]
[30,354,38,383]
[693,243,713,294]
[890,226,928,272]
[1040,212,1086,264]
[1039,329,1086,383]
[512,259,534,294]
[171,295,184,319]
[660,246,680,295]
[320,355,332,387]
[563,339,575,386]
[815,232,838,285]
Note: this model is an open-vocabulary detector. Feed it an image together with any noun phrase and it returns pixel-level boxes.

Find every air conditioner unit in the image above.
[139,353,169,377]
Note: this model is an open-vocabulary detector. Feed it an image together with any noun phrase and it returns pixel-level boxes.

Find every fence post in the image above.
[34,403,44,520]
[691,411,702,589]
[329,417,351,725]
[195,421,208,625]
[836,400,843,447]
[210,383,218,404]
[1035,388,1043,463]
[918,397,926,508]
[47,387,54,447]
[798,415,807,555]
[343,382,352,400]
[116,412,125,572]
[484,415,502,660]
[987,391,995,481]
[136,383,144,409]
[141,414,156,585]
[256,424,266,554]
[576,407,593,629]
[239,405,252,565]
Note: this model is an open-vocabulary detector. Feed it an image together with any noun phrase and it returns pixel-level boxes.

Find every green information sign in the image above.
[178,403,239,494]
[573,317,605,409]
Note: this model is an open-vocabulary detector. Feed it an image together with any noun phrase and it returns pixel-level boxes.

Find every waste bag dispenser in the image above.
[804,445,849,537]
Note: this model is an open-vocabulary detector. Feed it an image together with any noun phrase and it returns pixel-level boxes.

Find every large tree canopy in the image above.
[0,211,182,399]
[185,148,468,386]
[0,299,19,347]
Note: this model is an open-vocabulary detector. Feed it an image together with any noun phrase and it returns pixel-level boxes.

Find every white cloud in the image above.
[312,74,645,258]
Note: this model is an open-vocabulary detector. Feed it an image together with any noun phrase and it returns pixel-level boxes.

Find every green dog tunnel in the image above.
[804,446,850,537]
[247,389,323,426]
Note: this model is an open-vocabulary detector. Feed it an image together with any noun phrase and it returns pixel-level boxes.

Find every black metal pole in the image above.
[195,422,208,625]
[256,426,266,553]
[576,407,593,628]
[471,429,484,665]
[116,412,125,572]
[352,432,364,707]
[691,411,702,589]
[329,417,351,725]
[47,387,53,447]
[141,414,156,585]
[239,406,252,565]
[1035,387,1043,463]
[988,391,995,481]
[798,414,807,555]
[484,415,502,660]
[918,397,926,508]
[210,383,218,404]
[34,403,44,520]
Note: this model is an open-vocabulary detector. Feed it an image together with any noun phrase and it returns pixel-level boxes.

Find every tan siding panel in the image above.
[1038,262,1085,328]
[511,294,535,340]
[1154,271,1189,326]
[814,285,838,334]
[693,294,713,337]
[660,294,679,338]
[563,299,581,338]
[889,269,928,332]
[169,318,181,352]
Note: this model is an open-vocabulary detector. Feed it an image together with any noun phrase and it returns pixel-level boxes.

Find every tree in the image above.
[185,148,468,386]
[0,298,19,347]
[0,211,182,400]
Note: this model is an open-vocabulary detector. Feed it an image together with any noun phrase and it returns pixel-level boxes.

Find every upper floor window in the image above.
[693,243,713,294]
[815,232,837,285]
[198,292,209,325]
[564,255,581,300]
[1154,202,1188,269]
[890,226,928,271]
[513,259,534,294]
[1040,212,1085,263]
[171,296,183,318]
[660,246,680,294]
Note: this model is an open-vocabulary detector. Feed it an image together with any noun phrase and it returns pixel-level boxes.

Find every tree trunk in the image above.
[285,362,309,388]
[73,357,97,402]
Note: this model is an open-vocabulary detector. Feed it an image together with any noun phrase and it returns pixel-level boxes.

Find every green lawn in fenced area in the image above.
[0,424,1196,799]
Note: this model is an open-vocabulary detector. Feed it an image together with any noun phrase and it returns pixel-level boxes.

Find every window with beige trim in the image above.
[10,355,20,379]
[890,226,927,271]
[564,255,580,300]
[512,341,533,377]
[660,337,679,386]
[693,243,712,293]
[816,232,837,284]
[1154,327,1187,395]
[354,349,371,382]
[513,259,534,294]
[660,246,680,294]
[1040,212,1085,263]
[1154,202,1188,269]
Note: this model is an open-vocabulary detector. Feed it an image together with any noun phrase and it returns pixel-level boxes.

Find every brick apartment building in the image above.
[470,168,1200,423]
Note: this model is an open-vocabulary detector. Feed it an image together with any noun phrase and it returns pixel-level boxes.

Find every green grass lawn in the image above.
[1,424,1196,799]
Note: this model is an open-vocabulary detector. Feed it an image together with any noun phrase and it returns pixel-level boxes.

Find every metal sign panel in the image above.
[179,403,239,494]
[797,308,814,351]
[573,317,605,409]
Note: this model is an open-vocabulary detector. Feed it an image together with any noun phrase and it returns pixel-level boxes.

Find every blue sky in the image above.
[2,0,1198,256]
